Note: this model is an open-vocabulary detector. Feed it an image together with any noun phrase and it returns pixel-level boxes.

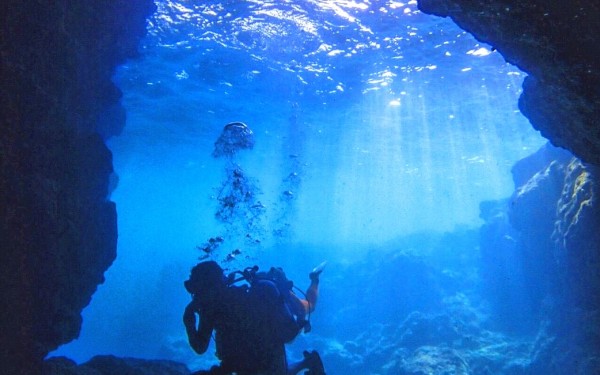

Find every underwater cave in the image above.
[1,1,599,374]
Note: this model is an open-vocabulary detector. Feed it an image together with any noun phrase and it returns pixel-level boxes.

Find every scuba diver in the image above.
[183,261,326,375]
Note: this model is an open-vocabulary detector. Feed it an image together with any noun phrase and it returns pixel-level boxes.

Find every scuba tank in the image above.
[226,265,294,296]
[226,265,310,335]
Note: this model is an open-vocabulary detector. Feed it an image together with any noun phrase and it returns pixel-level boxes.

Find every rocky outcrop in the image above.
[322,308,531,375]
[43,355,190,375]
[507,145,572,310]
[552,159,600,309]
[322,231,479,340]
[0,1,155,374]
[418,0,600,166]
[509,145,600,310]
[528,158,600,373]
[480,143,600,373]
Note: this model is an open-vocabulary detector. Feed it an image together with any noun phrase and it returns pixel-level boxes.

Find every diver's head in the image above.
[184,261,227,296]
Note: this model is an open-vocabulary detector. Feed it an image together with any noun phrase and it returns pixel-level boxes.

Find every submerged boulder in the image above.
[399,346,470,375]
[43,355,190,375]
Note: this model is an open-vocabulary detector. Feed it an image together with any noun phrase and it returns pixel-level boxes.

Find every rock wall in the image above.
[480,143,600,373]
[552,159,600,310]
[529,157,600,373]
[509,144,600,310]
[0,1,155,374]
[418,0,600,166]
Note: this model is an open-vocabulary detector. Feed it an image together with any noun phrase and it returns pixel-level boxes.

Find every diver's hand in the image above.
[183,302,197,328]
[184,300,213,354]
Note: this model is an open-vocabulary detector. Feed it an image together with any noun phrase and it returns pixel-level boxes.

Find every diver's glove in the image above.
[309,261,327,282]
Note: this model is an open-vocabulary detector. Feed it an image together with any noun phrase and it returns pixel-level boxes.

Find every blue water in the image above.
[54,1,547,373]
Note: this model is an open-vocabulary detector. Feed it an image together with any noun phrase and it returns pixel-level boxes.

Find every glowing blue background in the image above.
[54,1,546,372]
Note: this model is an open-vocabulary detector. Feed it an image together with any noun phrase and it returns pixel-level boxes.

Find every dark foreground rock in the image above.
[43,355,190,375]
[0,1,155,374]
[418,0,600,166]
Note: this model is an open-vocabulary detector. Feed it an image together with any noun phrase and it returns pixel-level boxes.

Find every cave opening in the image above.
[49,1,581,373]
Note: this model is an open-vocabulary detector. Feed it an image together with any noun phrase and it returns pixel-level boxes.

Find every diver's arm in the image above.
[288,291,310,317]
[184,301,213,354]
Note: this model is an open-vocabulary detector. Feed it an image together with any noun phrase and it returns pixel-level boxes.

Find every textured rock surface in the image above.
[552,159,600,309]
[507,146,572,310]
[483,143,600,373]
[322,308,531,375]
[418,0,600,166]
[0,1,155,374]
[508,145,600,309]
[43,355,190,375]
[530,159,600,373]
[317,233,533,375]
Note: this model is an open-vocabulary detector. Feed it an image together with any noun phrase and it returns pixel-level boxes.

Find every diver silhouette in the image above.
[183,261,326,375]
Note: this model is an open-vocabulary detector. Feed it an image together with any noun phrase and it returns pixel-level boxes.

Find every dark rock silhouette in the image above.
[0,1,155,374]
[43,355,190,375]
